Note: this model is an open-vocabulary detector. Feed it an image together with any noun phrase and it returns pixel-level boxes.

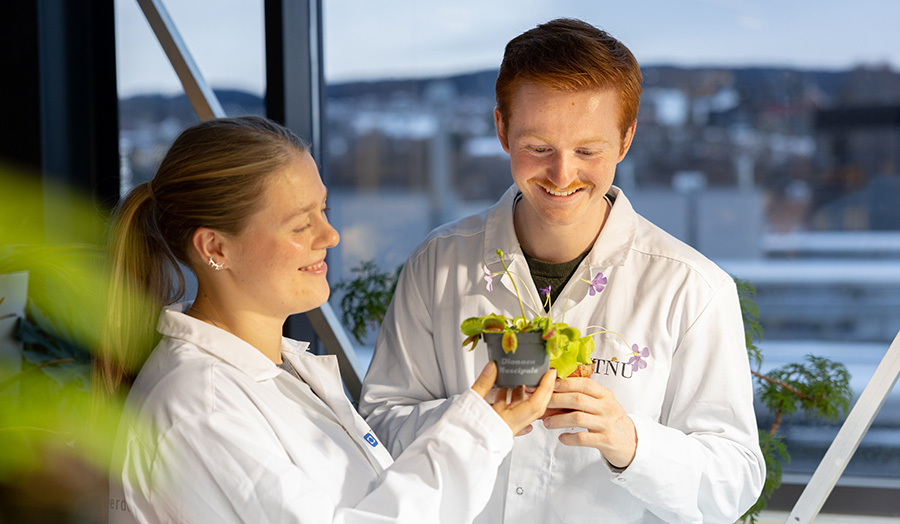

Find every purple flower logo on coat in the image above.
[627,344,650,372]
[587,273,608,296]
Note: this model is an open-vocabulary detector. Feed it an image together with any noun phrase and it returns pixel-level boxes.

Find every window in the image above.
[113,0,900,494]
[321,0,900,490]
[115,0,266,195]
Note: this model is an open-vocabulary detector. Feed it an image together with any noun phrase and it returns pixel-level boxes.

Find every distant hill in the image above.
[118,65,900,124]
[325,69,500,99]
[118,89,265,128]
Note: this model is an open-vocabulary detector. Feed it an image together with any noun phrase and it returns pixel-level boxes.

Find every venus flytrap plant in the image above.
[460,249,650,378]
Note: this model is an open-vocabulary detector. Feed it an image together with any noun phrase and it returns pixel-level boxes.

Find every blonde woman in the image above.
[100,116,555,524]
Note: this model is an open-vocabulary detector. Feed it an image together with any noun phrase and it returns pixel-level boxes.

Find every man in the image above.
[360,18,765,523]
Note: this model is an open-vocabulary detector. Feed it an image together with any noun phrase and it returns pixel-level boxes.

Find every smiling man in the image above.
[360,18,765,524]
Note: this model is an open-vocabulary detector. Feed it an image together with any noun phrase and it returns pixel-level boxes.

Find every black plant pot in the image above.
[483,331,549,388]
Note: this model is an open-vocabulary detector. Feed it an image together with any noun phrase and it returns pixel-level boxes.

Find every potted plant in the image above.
[459,249,649,386]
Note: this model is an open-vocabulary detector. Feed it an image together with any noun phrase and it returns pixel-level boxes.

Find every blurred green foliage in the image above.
[1,167,126,522]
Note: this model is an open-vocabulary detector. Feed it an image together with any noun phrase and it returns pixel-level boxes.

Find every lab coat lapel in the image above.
[284,351,394,473]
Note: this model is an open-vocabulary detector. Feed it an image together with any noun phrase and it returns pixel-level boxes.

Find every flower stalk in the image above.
[496,249,527,319]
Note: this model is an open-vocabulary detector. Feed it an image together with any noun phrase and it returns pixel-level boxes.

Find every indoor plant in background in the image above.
[734,279,852,523]
[332,261,401,346]
[335,262,853,522]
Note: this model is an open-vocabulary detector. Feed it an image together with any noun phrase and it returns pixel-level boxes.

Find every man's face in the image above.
[495,82,635,235]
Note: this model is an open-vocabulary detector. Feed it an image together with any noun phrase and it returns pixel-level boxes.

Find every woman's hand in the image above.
[471,362,556,436]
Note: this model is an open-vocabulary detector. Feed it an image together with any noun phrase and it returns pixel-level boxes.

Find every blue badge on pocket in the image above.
[363,432,378,447]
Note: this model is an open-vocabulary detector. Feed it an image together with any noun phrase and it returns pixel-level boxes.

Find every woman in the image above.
[99,116,555,523]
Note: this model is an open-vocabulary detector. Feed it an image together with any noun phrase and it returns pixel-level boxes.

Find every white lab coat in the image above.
[109,304,513,524]
[360,186,766,524]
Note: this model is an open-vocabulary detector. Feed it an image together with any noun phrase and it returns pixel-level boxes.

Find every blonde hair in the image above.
[95,116,309,396]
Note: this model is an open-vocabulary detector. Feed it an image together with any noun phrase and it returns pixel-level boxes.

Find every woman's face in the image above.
[222,151,340,319]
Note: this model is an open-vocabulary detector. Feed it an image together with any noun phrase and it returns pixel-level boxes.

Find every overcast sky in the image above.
[115,0,900,97]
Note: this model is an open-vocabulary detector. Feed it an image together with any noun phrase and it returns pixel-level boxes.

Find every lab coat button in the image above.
[515,487,524,495]
[616,477,626,483]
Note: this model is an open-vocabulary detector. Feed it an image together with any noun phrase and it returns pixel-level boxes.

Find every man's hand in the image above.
[472,362,556,436]
[541,377,637,468]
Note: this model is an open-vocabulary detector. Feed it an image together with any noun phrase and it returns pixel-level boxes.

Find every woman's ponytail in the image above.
[95,182,184,397]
